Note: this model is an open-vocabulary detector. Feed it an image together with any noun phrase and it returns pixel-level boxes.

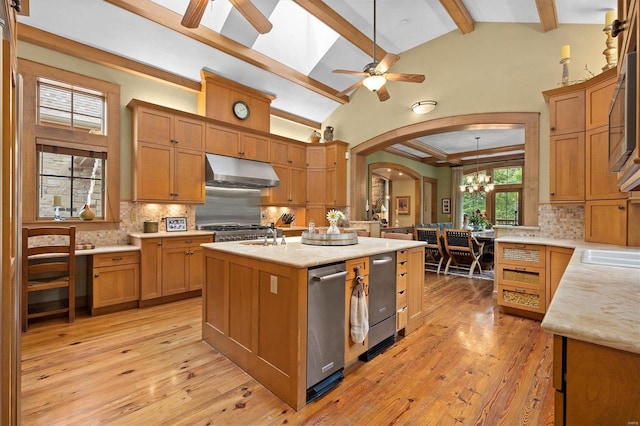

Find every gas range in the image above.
[196,223,271,242]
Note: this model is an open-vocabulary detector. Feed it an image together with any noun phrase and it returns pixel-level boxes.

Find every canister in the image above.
[143,221,158,233]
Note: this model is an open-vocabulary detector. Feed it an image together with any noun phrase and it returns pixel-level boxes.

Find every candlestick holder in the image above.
[560,57,571,86]
[53,206,64,221]
[602,24,617,71]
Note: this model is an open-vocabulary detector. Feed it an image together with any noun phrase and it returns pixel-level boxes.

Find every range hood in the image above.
[205,153,280,189]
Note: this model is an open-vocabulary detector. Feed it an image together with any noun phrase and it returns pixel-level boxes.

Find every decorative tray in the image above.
[300,231,358,246]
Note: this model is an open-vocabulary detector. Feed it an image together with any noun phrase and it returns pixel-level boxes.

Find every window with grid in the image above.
[38,79,106,133]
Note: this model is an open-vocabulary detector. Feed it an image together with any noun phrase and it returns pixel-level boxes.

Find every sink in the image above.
[581,249,640,269]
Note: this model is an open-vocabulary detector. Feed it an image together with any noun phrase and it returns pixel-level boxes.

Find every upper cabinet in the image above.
[548,91,585,136]
[270,138,307,168]
[205,124,269,162]
[128,101,205,204]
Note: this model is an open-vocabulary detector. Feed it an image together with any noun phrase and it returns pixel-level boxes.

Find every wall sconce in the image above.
[411,100,437,114]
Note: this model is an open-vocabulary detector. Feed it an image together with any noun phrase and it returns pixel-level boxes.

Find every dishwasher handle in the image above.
[372,257,394,265]
[312,270,348,282]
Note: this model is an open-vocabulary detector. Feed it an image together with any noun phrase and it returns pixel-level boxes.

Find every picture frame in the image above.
[442,198,451,214]
[396,196,410,215]
[165,217,187,232]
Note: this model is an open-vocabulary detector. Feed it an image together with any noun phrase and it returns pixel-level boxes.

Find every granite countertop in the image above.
[496,236,640,354]
[78,245,140,255]
[128,230,215,239]
[202,236,426,269]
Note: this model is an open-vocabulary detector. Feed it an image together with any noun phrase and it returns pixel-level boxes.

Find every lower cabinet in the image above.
[344,257,369,364]
[585,199,629,246]
[89,251,140,315]
[129,234,213,304]
[553,336,640,425]
[402,246,425,335]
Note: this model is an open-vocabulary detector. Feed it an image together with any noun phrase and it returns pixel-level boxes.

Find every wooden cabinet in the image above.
[586,126,625,200]
[549,133,585,202]
[585,199,629,245]
[264,164,307,206]
[548,90,585,136]
[585,73,616,130]
[129,234,212,304]
[270,138,306,168]
[89,251,140,315]
[325,143,347,207]
[129,102,206,203]
[306,145,326,223]
[496,243,547,317]
[545,246,573,310]
[344,257,369,364]
[305,206,327,227]
[401,247,425,335]
[205,123,269,162]
[306,145,325,168]
[553,336,640,425]
[395,249,408,331]
[306,168,326,205]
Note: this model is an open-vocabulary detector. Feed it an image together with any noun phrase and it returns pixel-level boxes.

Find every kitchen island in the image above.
[201,236,426,410]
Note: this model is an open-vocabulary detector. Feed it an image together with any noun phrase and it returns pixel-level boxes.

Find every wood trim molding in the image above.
[351,112,540,227]
[368,162,422,226]
[535,0,559,32]
[292,0,386,62]
[17,24,201,92]
[104,0,348,104]
[439,0,474,34]
[270,108,321,130]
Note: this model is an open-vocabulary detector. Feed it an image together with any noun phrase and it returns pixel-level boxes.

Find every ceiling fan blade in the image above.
[376,85,390,102]
[230,0,273,34]
[333,69,369,76]
[181,0,209,28]
[337,80,364,97]
[376,53,401,73]
[385,73,426,83]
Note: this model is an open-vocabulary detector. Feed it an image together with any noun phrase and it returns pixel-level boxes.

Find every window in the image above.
[20,59,120,226]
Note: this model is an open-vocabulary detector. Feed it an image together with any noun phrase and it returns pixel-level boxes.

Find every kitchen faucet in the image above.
[267,224,278,245]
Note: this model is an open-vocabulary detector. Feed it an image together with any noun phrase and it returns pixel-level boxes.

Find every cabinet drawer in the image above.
[162,235,213,248]
[497,243,545,268]
[93,251,139,268]
[498,285,545,314]
[396,270,408,292]
[397,260,408,275]
[397,249,409,262]
[496,265,545,290]
[346,257,368,280]
[396,307,408,331]
[396,289,407,310]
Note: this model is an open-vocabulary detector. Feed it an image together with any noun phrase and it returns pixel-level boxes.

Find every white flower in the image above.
[326,209,345,221]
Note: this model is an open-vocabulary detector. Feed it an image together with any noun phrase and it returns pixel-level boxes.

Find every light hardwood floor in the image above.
[21,274,555,425]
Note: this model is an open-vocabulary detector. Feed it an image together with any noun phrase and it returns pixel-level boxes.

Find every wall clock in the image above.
[232,101,250,120]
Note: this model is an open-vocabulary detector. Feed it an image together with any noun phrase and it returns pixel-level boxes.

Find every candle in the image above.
[605,9,616,26]
[365,199,369,211]
[53,195,62,206]
[560,45,570,60]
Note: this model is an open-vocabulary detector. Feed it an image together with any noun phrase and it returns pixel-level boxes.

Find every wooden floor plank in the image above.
[21,273,555,424]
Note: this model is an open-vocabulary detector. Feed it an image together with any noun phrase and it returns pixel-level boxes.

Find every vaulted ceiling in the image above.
[17,0,615,166]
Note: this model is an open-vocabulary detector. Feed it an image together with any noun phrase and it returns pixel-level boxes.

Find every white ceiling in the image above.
[18,0,616,163]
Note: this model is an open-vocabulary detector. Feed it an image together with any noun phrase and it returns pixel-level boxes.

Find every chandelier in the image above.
[460,137,495,193]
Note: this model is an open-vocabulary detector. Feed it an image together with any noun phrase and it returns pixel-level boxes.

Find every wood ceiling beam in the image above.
[401,139,448,160]
[535,0,559,32]
[458,153,525,167]
[17,24,202,92]
[439,0,474,34]
[270,108,321,130]
[292,0,386,62]
[446,144,525,160]
[382,146,424,163]
[105,0,348,104]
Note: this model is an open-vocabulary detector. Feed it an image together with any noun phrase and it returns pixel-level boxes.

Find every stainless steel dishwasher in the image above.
[306,262,347,403]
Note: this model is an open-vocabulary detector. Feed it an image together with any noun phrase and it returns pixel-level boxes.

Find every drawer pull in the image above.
[514,288,526,293]
[112,257,123,261]
[94,273,99,278]
[185,240,193,243]
[514,267,527,271]
[515,244,526,249]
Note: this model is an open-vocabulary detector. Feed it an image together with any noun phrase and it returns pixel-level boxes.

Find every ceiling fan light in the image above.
[363,75,386,91]
[411,100,437,114]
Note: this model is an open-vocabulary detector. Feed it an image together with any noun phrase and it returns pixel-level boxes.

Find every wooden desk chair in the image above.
[382,232,413,240]
[443,229,484,277]
[415,227,444,273]
[356,230,370,237]
[22,227,76,332]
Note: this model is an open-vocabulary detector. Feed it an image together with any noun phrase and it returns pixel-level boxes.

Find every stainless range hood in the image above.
[205,153,280,189]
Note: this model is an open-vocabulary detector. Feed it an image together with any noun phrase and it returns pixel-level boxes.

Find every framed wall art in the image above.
[396,196,410,215]
[165,216,187,232]
[442,198,451,214]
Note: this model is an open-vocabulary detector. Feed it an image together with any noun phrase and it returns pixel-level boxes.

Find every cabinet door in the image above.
[241,133,269,162]
[174,149,205,203]
[404,247,425,334]
[289,167,307,205]
[585,75,616,130]
[325,168,337,206]
[288,143,307,168]
[549,133,585,202]
[269,139,289,165]
[549,90,585,136]
[268,164,290,204]
[585,200,628,245]
[162,247,189,295]
[306,168,325,205]
[188,246,205,291]
[205,124,241,157]
[586,127,624,200]
[306,145,325,168]
[173,116,205,151]
[140,238,162,300]
[136,107,173,146]
[344,273,368,364]
[92,264,140,309]
[306,206,327,227]
[135,142,172,201]
[546,247,573,309]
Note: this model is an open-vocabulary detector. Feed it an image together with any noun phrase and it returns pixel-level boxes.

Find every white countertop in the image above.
[201,236,426,268]
[128,230,214,239]
[497,236,640,354]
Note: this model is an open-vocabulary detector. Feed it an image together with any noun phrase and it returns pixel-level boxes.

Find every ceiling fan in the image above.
[333,0,425,102]
[181,0,273,34]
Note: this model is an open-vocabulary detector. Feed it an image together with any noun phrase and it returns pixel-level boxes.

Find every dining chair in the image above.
[382,232,413,240]
[414,227,444,273]
[22,226,76,332]
[443,229,484,277]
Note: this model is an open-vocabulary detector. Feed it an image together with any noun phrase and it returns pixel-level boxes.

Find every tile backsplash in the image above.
[495,204,584,240]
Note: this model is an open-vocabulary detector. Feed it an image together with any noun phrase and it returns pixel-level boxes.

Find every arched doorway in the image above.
[350,112,539,226]
[368,162,421,226]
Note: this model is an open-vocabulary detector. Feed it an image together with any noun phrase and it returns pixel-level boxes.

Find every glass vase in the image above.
[78,203,95,221]
[327,220,340,234]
